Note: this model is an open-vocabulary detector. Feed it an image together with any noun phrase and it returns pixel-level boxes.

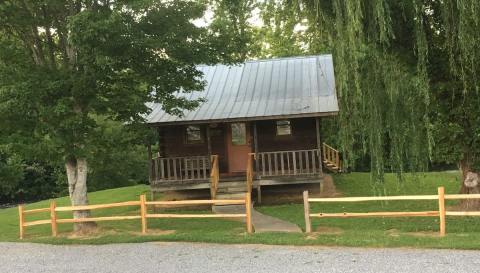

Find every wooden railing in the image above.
[322,143,341,172]
[246,153,255,193]
[18,194,253,239]
[151,155,210,183]
[210,155,219,199]
[303,187,480,236]
[256,149,322,177]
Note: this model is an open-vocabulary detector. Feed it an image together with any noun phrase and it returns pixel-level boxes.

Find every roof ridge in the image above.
[197,54,332,67]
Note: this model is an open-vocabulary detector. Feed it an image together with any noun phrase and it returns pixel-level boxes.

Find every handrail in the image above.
[322,142,338,152]
[210,155,219,199]
[246,153,256,194]
[322,143,341,171]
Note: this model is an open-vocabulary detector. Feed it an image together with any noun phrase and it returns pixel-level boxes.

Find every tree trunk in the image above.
[65,157,97,233]
[458,158,480,210]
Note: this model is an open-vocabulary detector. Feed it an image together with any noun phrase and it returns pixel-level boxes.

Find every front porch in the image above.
[149,146,335,198]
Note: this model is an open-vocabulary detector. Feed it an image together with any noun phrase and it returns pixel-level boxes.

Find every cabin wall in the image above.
[157,117,319,174]
[161,124,229,173]
[255,117,318,152]
[163,125,208,157]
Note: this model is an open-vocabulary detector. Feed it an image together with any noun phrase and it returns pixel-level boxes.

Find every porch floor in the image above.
[151,175,324,192]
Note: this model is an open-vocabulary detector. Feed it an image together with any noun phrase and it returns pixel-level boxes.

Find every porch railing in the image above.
[151,155,211,183]
[256,149,322,177]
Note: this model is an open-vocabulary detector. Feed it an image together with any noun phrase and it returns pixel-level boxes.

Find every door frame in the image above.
[225,122,252,173]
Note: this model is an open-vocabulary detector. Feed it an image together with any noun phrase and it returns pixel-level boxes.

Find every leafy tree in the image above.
[258,0,307,58]
[264,0,479,195]
[0,149,24,202]
[209,0,260,60]
[0,0,230,232]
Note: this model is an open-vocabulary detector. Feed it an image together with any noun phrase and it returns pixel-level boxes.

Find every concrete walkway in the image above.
[213,205,302,233]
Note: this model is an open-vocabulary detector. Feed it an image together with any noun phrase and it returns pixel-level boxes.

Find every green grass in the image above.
[2,171,480,249]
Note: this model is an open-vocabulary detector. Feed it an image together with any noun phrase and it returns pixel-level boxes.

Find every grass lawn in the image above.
[1,171,480,249]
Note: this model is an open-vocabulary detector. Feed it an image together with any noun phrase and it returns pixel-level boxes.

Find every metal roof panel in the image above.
[146,55,338,124]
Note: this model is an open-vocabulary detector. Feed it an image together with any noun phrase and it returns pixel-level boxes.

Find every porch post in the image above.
[315,117,324,193]
[253,121,261,204]
[157,126,165,157]
[253,122,259,171]
[206,125,212,157]
[147,143,153,183]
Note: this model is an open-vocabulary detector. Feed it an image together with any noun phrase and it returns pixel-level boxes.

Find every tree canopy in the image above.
[0,0,479,208]
[0,0,239,229]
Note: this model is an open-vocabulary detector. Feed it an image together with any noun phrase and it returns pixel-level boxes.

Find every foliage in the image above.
[0,149,24,201]
[0,0,237,207]
[257,0,307,58]
[209,0,260,60]
[251,0,480,184]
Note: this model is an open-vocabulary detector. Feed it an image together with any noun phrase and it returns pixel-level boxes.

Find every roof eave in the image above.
[146,111,339,127]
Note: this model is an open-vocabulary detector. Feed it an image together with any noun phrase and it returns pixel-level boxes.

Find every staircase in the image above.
[322,143,343,173]
[215,180,248,200]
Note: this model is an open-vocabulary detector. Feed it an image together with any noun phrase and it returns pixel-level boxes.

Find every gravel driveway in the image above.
[1,242,479,273]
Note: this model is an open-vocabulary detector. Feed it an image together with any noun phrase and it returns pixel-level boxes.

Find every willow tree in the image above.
[266,0,480,194]
[0,0,232,232]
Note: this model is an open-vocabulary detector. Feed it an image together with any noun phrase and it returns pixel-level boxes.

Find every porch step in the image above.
[217,186,247,194]
[215,192,247,200]
[216,181,247,194]
[217,181,247,188]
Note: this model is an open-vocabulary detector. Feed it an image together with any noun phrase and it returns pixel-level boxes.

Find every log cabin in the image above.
[145,55,340,202]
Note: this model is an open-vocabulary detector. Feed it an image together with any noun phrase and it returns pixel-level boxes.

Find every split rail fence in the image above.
[303,187,480,236]
[18,193,252,239]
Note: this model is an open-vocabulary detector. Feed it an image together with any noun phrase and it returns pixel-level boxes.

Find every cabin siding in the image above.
[162,124,229,173]
[163,125,208,157]
[255,118,318,152]
[158,117,320,174]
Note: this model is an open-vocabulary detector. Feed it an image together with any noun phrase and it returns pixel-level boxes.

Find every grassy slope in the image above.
[1,171,480,248]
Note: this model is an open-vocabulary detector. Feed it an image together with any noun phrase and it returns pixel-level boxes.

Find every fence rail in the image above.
[303,187,480,236]
[18,193,253,239]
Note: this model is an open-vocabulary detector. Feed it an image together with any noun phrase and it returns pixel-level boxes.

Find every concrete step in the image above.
[215,192,247,200]
[217,181,247,188]
[217,187,247,193]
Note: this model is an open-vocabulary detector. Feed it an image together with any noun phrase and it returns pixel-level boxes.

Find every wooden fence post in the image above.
[438,187,446,236]
[50,200,58,237]
[303,191,312,233]
[245,193,253,234]
[18,205,24,239]
[140,194,147,234]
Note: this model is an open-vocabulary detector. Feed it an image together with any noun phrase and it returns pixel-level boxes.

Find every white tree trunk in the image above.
[65,157,96,233]
[460,171,480,210]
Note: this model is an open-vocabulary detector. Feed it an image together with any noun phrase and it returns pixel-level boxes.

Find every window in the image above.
[276,120,292,136]
[231,123,246,145]
[185,125,203,144]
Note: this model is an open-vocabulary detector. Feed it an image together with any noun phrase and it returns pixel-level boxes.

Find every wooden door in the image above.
[226,122,251,173]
